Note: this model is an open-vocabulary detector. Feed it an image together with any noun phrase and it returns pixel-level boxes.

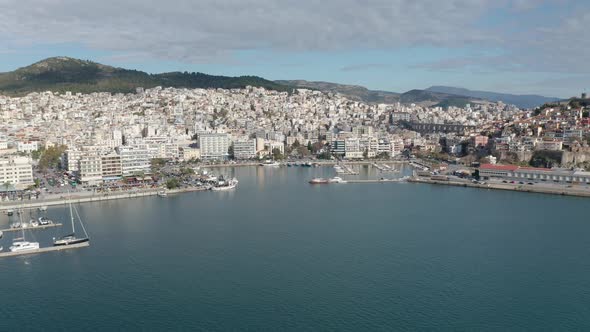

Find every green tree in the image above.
[38,145,67,171]
[166,178,180,189]
[307,141,313,151]
[272,148,284,160]
[228,144,234,159]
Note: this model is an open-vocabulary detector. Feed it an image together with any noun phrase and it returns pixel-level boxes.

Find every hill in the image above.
[275,80,400,103]
[0,57,290,96]
[426,86,558,109]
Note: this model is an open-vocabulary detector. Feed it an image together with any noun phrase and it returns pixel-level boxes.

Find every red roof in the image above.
[480,164,518,171]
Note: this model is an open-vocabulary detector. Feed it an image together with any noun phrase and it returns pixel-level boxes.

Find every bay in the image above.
[1,165,589,330]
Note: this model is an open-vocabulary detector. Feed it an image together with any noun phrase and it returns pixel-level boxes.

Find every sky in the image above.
[0,0,588,98]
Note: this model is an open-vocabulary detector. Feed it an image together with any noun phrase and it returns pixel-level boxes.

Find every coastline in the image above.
[0,187,207,212]
[408,177,590,198]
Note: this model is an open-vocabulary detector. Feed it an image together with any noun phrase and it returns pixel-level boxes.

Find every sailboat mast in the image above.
[69,193,75,234]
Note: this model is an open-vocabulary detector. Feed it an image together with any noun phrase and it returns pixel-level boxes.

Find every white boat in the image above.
[38,206,48,212]
[6,209,14,216]
[0,230,3,239]
[30,219,40,227]
[260,160,280,167]
[211,178,239,191]
[9,241,40,252]
[9,209,39,252]
[38,217,52,225]
[328,176,347,183]
[157,190,168,197]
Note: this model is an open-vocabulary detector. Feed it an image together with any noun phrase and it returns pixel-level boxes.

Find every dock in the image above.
[0,223,63,233]
[0,242,89,258]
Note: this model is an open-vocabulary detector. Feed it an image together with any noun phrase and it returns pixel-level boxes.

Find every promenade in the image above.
[0,187,207,212]
[408,177,590,198]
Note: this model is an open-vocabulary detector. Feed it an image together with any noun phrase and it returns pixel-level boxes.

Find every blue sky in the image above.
[1,0,588,98]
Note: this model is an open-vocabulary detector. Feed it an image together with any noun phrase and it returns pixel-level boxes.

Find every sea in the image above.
[1,165,589,331]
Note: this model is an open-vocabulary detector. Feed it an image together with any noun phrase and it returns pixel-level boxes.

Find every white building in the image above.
[0,157,34,189]
[116,145,151,177]
[17,141,39,153]
[78,154,103,185]
[233,140,257,159]
[199,133,230,160]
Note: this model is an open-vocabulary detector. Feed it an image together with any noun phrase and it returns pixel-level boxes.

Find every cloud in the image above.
[0,0,586,78]
[340,64,390,72]
[0,0,492,63]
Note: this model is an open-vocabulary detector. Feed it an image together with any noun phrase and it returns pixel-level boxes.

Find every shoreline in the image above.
[0,187,207,212]
[408,177,590,198]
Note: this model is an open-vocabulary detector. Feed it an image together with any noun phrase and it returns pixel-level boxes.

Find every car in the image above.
[510,181,515,184]
[502,180,508,183]
[518,182,524,185]
[527,182,534,185]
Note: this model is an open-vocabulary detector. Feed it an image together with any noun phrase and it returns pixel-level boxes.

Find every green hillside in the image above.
[0,57,291,96]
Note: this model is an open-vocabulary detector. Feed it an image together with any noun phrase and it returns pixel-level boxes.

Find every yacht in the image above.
[9,241,40,252]
[309,178,329,184]
[38,217,52,225]
[10,210,39,252]
[53,195,90,246]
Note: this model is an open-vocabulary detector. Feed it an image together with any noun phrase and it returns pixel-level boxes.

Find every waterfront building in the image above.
[116,145,151,177]
[78,154,103,185]
[479,164,590,183]
[233,140,257,159]
[0,156,34,189]
[63,149,85,172]
[199,133,230,160]
[101,153,122,181]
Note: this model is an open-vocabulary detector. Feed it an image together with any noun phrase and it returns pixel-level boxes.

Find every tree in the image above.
[228,144,234,159]
[307,141,313,151]
[272,148,284,160]
[166,178,180,189]
[2,181,11,192]
[38,145,67,172]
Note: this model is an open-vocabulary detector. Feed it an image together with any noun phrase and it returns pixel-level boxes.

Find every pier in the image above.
[0,223,63,233]
[0,242,90,258]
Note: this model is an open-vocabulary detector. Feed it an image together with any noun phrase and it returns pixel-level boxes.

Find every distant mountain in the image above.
[275,80,400,104]
[426,86,559,109]
[0,57,290,96]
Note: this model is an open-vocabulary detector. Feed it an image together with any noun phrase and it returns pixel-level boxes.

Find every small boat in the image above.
[6,209,14,216]
[260,160,280,167]
[38,206,48,212]
[38,217,52,225]
[30,219,40,227]
[211,178,239,191]
[10,222,22,229]
[309,178,329,184]
[157,190,168,197]
[328,177,347,183]
[0,230,3,239]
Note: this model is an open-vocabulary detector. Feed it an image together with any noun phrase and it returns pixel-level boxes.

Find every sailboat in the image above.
[9,208,40,252]
[53,196,89,246]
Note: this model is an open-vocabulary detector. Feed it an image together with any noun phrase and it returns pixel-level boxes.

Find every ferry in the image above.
[309,178,329,184]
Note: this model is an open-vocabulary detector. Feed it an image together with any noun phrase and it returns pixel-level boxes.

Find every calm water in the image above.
[1,165,590,330]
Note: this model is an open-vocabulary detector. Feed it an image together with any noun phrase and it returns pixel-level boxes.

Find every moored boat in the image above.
[309,178,329,184]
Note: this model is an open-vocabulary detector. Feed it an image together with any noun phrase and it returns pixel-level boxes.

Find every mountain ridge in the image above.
[0,57,290,96]
[426,86,559,109]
